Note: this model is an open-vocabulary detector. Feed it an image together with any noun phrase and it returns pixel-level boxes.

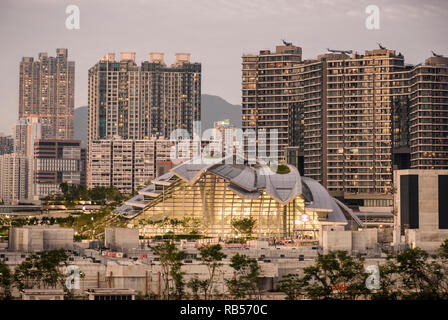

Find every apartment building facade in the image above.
[88,137,172,193]
[33,140,86,198]
[408,56,448,169]
[88,52,201,143]
[299,49,410,204]
[242,44,302,160]
[243,43,448,206]
[0,154,29,205]
[19,49,75,140]
[0,134,14,156]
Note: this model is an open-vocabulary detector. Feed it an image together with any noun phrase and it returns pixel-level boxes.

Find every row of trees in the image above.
[42,183,125,205]
[138,217,257,241]
[4,243,448,300]
[0,249,70,300]
[149,242,261,300]
[149,239,448,300]
[278,240,448,300]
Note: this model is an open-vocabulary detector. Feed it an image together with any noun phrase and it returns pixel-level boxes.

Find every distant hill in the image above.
[201,94,241,130]
[74,94,241,144]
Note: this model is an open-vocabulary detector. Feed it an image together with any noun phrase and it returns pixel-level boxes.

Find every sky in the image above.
[0,0,447,134]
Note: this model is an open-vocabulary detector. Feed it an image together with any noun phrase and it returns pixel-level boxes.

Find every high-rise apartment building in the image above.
[0,133,14,155]
[209,120,241,157]
[243,43,448,206]
[12,116,45,200]
[13,116,43,157]
[88,52,201,143]
[33,140,86,198]
[408,56,448,169]
[299,49,409,202]
[242,44,302,160]
[0,154,29,205]
[19,49,75,140]
[89,136,173,193]
[87,52,200,191]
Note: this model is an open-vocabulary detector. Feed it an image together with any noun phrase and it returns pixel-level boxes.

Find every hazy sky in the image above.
[0,0,447,134]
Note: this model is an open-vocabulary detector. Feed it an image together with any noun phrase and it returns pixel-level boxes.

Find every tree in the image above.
[151,241,186,300]
[0,261,12,299]
[185,218,201,236]
[231,217,257,241]
[197,244,227,299]
[187,277,208,300]
[277,243,448,301]
[394,247,448,299]
[226,253,261,299]
[60,182,70,198]
[277,274,306,300]
[370,253,400,300]
[14,249,69,291]
[438,239,448,259]
[300,251,370,300]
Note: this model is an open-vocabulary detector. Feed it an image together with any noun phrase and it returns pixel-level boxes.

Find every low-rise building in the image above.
[393,169,448,251]
[8,225,74,252]
[22,289,65,300]
[88,136,173,193]
[33,139,86,198]
[85,288,136,301]
[105,228,139,251]
[0,153,29,205]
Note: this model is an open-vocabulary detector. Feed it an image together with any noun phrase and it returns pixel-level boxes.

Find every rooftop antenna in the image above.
[377,42,387,50]
[327,48,353,55]
[282,39,292,46]
[431,50,443,57]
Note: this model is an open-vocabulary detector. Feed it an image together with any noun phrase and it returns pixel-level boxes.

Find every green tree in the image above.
[187,277,208,300]
[60,182,70,198]
[278,273,306,300]
[438,239,448,259]
[226,253,261,299]
[0,261,12,299]
[300,251,370,300]
[14,249,69,291]
[394,247,448,299]
[231,217,257,241]
[371,254,400,300]
[151,241,186,300]
[197,244,227,299]
[185,217,202,236]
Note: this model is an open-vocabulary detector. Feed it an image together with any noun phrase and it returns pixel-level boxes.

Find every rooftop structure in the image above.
[8,225,74,252]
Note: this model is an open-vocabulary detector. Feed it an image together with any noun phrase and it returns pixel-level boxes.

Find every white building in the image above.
[8,225,74,252]
[393,169,448,251]
[88,136,173,193]
[12,116,45,200]
[0,153,29,204]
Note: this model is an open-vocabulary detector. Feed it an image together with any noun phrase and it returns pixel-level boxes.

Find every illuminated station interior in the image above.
[117,157,363,244]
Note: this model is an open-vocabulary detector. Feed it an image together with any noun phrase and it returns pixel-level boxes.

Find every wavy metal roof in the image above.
[151,172,174,185]
[264,165,302,205]
[301,177,346,223]
[171,157,223,184]
[124,194,148,208]
[332,198,365,227]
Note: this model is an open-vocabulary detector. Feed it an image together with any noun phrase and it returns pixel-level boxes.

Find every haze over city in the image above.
[2,0,448,308]
[0,0,447,134]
